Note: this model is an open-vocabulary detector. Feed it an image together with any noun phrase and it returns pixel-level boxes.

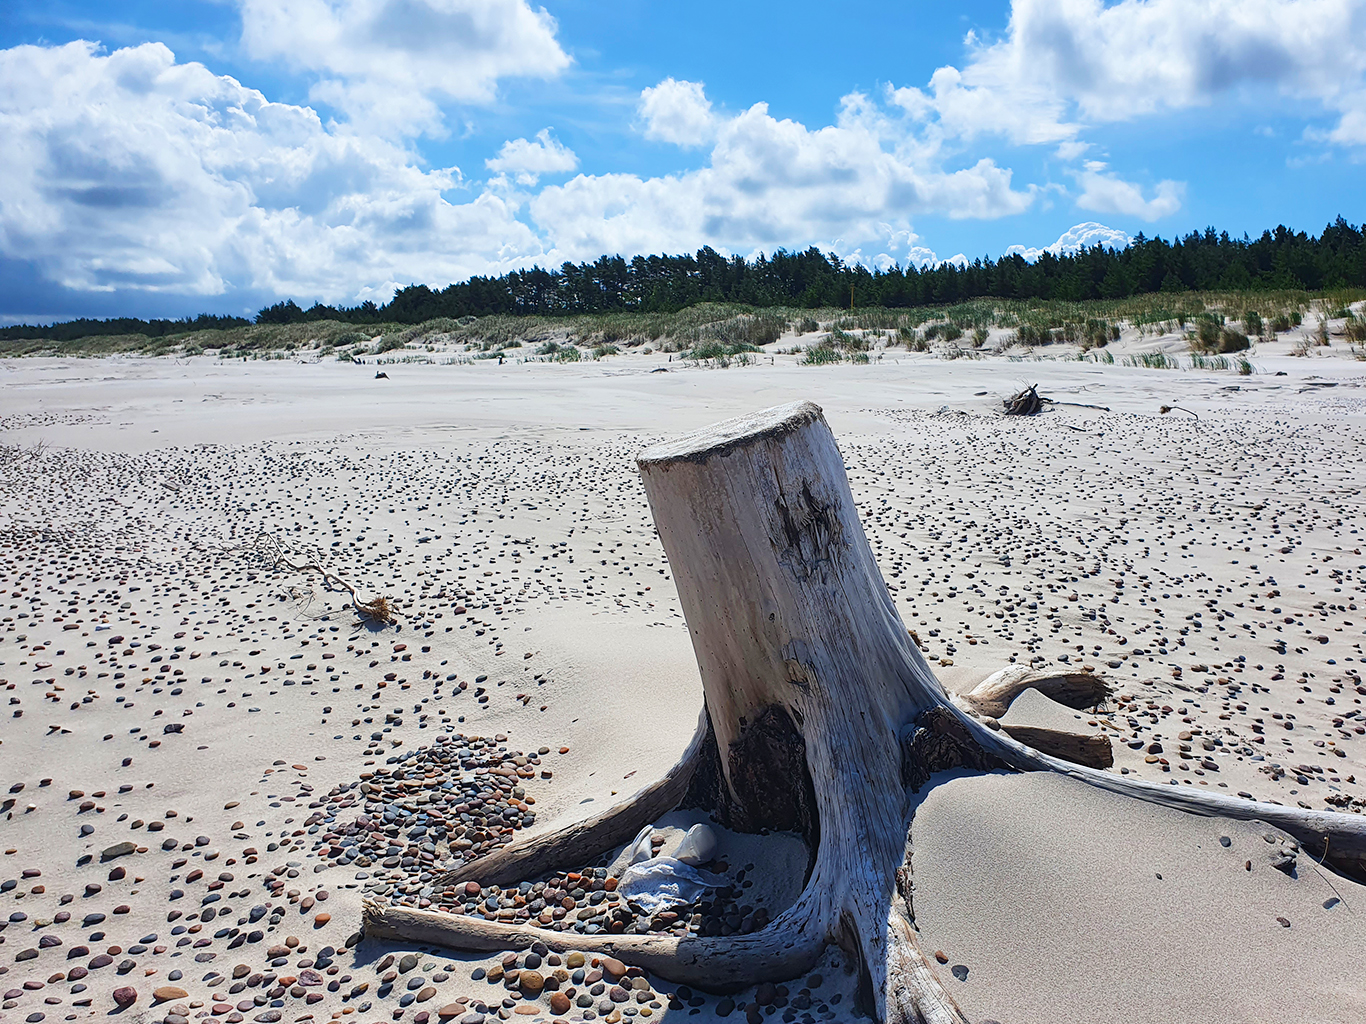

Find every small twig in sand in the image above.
[1314,835,1350,911]
[1159,404,1199,431]
[1046,399,1111,412]
[254,532,398,624]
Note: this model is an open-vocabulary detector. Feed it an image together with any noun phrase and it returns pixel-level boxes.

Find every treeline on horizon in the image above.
[4,218,1364,343]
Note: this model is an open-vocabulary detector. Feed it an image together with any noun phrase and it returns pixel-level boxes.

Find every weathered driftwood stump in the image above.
[1002,384,1041,416]
[365,401,1366,1023]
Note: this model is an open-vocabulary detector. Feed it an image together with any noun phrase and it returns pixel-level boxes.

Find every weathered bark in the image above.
[364,400,1366,1023]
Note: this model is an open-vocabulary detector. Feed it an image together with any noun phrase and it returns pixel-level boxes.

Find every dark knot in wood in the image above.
[774,481,843,578]
[901,706,1006,792]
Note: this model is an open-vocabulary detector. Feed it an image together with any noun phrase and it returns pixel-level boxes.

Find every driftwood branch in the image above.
[254,532,396,624]
[1003,384,1042,415]
[1159,404,1199,431]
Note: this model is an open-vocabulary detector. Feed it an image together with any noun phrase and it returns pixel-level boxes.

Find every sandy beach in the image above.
[3,342,1366,1024]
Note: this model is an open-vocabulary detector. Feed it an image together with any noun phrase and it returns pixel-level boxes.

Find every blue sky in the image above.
[1,0,1363,322]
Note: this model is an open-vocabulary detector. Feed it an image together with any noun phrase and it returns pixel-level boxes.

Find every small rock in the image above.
[113,986,138,1006]
[153,986,189,1002]
[518,970,543,996]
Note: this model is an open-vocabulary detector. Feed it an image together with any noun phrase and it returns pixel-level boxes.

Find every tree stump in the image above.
[1003,385,1042,415]
[365,400,1366,1023]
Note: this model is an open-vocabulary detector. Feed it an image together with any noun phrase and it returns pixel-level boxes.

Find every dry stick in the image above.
[1315,835,1350,912]
[1159,404,1199,431]
[253,532,396,624]
[1043,399,1112,412]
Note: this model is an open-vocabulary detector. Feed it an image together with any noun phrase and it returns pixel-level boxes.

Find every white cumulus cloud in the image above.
[1005,221,1133,261]
[638,78,716,147]
[486,129,578,184]
[1073,162,1185,221]
[0,45,1057,311]
[0,40,545,303]
[236,0,570,135]
[890,0,1366,150]
[530,84,1037,262]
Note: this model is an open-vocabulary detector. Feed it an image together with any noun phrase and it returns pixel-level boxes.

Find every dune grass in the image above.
[3,288,1362,359]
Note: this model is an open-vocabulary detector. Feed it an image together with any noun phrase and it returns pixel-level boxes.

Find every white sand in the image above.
[1,343,1364,1022]
[912,771,1366,1024]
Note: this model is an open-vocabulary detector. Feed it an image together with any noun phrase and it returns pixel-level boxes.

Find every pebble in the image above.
[518,969,544,995]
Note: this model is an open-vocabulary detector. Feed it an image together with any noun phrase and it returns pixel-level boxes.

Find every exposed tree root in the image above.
[363,892,828,993]
[434,710,710,889]
[955,665,1110,720]
[954,667,1115,769]
[959,701,1366,880]
[885,904,969,1024]
[995,724,1113,768]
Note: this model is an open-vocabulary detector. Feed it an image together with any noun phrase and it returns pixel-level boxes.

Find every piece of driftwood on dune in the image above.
[364,400,1366,1024]
[1003,384,1042,415]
